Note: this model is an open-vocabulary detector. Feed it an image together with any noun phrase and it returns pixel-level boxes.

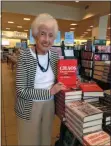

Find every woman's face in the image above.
[36,25,55,52]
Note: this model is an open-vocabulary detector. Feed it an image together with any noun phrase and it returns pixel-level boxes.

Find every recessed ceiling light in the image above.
[6,28,10,30]
[24,30,28,31]
[75,0,79,2]
[24,18,30,21]
[84,32,88,34]
[70,23,77,26]
[8,21,14,24]
[108,27,111,29]
[87,29,91,31]
[90,25,93,28]
[70,28,75,30]
[108,14,111,15]
[17,26,22,28]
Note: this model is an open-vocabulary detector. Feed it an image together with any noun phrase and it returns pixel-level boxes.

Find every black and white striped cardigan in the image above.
[15,48,58,120]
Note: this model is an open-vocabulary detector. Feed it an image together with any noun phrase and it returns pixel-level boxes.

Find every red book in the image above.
[57,59,77,87]
[80,83,104,97]
[83,131,110,146]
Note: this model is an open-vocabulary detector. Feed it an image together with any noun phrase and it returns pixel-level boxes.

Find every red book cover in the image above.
[83,131,110,146]
[80,83,103,92]
[57,59,77,87]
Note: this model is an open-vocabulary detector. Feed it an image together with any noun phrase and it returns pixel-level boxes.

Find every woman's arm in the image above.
[16,51,51,101]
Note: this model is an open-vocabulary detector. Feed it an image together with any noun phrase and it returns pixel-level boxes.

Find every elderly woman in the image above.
[15,13,66,146]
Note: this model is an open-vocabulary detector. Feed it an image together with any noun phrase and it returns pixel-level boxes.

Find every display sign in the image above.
[29,29,36,44]
[2,31,27,39]
[93,39,106,45]
[64,32,74,46]
[54,31,61,46]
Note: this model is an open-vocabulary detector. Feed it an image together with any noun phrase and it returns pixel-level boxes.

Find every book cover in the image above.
[57,59,77,87]
[94,54,101,61]
[83,131,110,146]
[66,101,103,122]
[102,54,109,61]
[80,83,103,92]
[94,61,105,66]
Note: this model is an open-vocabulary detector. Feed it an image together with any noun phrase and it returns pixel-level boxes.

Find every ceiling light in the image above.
[17,26,22,28]
[8,21,14,24]
[24,30,28,31]
[75,0,79,2]
[108,14,111,15]
[70,28,75,30]
[6,28,10,30]
[24,18,30,21]
[90,25,93,28]
[87,29,91,31]
[108,27,111,29]
[70,23,77,26]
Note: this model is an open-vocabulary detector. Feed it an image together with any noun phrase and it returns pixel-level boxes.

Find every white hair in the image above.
[31,13,58,39]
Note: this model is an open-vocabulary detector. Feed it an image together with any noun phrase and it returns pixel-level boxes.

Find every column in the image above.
[92,15,108,40]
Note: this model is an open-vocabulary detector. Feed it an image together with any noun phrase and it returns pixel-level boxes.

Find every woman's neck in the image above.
[35,47,47,55]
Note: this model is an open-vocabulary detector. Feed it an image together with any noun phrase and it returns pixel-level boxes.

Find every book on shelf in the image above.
[93,74,102,81]
[57,59,77,87]
[94,70,103,76]
[81,52,93,60]
[81,60,93,68]
[65,101,103,122]
[83,130,110,146]
[80,83,104,97]
[95,45,111,53]
[102,54,110,61]
[94,61,105,66]
[94,65,104,71]
[94,54,101,61]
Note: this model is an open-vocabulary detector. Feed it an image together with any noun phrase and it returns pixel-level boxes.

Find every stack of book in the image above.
[93,61,111,83]
[80,83,104,103]
[83,131,110,146]
[55,88,82,120]
[81,60,93,68]
[81,51,93,60]
[101,63,111,83]
[65,101,103,143]
[90,101,111,135]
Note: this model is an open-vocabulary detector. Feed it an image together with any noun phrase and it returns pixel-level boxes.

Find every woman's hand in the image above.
[50,82,66,95]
